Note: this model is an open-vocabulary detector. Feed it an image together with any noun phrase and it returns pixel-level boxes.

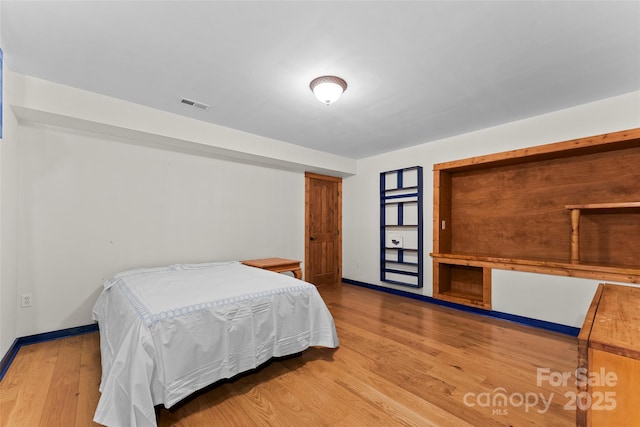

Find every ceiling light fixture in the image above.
[309,75,347,105]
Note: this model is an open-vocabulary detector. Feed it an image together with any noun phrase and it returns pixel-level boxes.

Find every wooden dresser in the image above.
[577,283,640,426]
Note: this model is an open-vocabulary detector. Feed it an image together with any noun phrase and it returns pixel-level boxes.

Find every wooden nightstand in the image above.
[241,258,302,279]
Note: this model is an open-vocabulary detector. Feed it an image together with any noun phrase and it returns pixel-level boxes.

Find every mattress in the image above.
[92,261,339,427]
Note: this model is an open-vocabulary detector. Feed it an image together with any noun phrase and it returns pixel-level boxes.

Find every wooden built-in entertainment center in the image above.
[431,128,640,309]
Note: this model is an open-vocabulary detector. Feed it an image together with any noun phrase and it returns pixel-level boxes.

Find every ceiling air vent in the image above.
[179,97,210,110]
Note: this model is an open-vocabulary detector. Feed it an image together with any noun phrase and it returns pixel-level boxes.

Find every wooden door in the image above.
[305,172,342,285]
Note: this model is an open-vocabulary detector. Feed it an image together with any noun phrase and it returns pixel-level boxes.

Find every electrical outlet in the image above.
[21,294,32,308]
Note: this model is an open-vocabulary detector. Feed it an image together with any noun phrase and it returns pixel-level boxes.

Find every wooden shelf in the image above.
[437,291,486,308]
[431,253,640,284]
[565,201,640,263]
[434,260,491,308]
[433,128,640,172]
[431,128,640,309]
[565,202,640,210]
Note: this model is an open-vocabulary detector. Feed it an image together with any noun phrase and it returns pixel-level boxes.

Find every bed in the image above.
[92,261,339,427]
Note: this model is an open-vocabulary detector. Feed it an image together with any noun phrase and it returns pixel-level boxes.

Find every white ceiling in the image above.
[2,1,639,159]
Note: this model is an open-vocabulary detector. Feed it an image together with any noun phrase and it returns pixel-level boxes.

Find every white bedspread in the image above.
[92,261,338,427]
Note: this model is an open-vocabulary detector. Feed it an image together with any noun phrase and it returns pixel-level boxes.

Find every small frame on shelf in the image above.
[380,166,423,288]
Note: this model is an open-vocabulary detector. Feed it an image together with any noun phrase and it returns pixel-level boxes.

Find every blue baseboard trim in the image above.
[0,339,20,383]
[0,323,98,382]
[342,278,580,337]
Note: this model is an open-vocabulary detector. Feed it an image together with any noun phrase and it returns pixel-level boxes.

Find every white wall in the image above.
[15,122,308,336]
[3,69,640,343]
[1,56,20,356]
[10,73,357,178]
[343,91,640,328]
[0,69,356,339]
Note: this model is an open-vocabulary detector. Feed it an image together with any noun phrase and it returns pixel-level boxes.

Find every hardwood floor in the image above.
[0,283,577,426]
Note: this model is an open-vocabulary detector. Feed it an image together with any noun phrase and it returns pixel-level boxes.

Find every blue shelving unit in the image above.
[380,166,423,288]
